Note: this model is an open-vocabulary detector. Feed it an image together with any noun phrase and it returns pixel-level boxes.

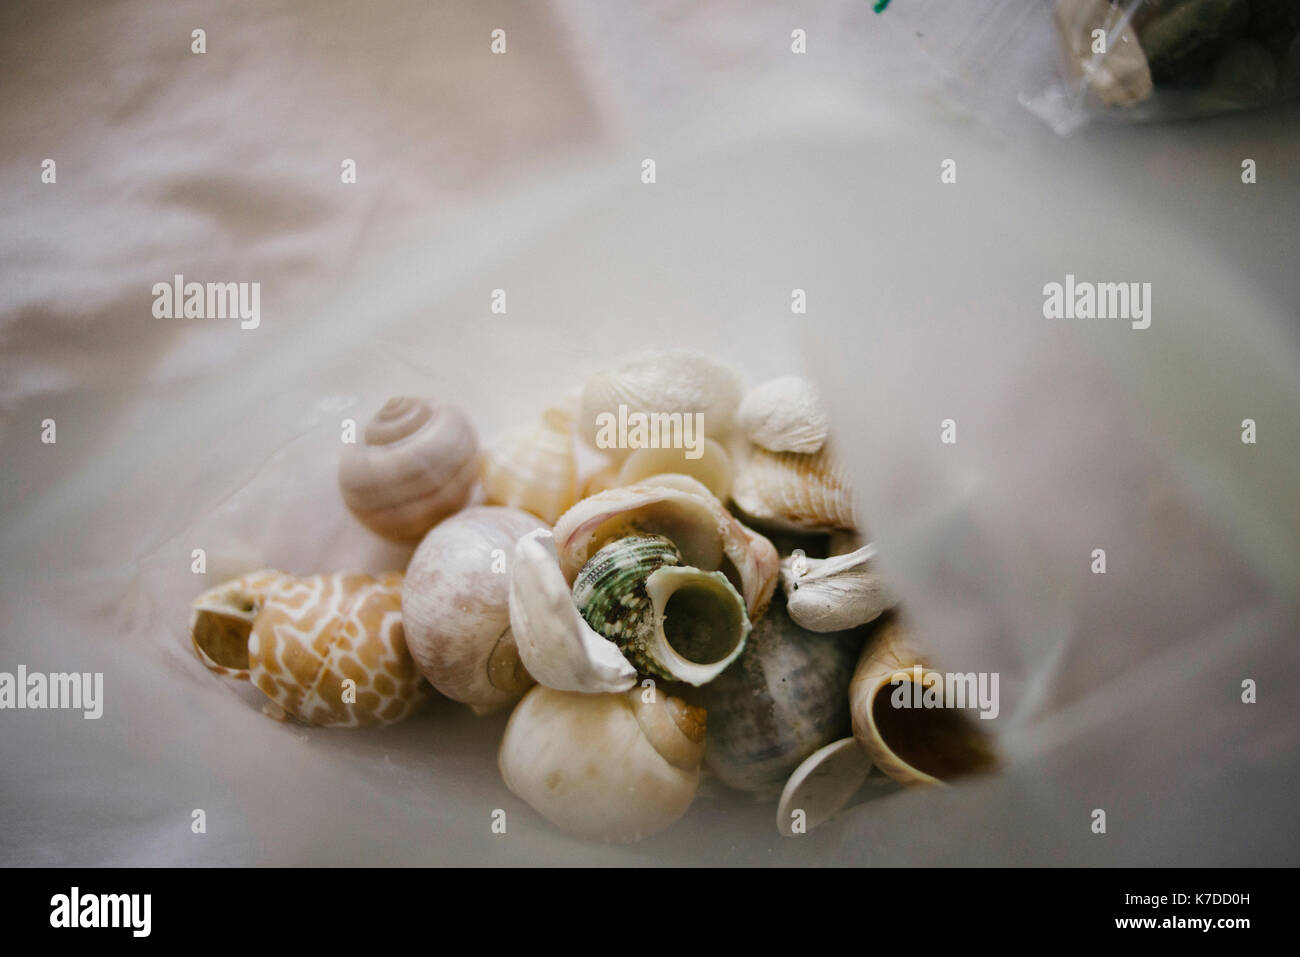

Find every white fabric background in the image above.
[1,0,1297,865]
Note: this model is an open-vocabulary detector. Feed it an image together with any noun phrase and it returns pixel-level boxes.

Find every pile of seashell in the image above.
[189,351,996,844]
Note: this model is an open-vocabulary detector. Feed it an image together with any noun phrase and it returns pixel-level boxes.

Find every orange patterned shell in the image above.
[249,572,431,727]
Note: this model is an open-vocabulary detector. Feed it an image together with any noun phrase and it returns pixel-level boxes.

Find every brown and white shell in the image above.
[190,568,288,681]
[731,444,857,533]
[249,572,431,727]
[551,474,779,621]
[338,396,479,543]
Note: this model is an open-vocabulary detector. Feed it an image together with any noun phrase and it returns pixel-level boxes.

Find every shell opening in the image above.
[192,608,253,671]
[869,675,997,783]
[486,628,532,696]
[645,566,749,685]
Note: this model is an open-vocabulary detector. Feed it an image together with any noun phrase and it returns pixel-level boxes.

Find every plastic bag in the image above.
[894,0,1300,134]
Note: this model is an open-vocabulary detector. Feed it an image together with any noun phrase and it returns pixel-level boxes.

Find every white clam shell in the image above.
[481,408,578,525]
[777,737,874,837]
[615,438,733,500]
[338,397,479,543]
[552,475,779,621]
[509,529,637,694]
[498,685,705,843]
[780,544,898,632]
[578,350,743,462]
[731,443,857,533]
[737,375,830,454]
[402,506,547,714]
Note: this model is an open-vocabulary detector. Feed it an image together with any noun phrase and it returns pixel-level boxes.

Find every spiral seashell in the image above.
[731,444,857,533]
[573,534,750,686]
[402,506,547,714]
[509,528,636,694]
[578,350,743,462]
[780,544,898,632]
[553,475,779,621]
[190,568,288,680]
[238,572,431,727]
[498,685,706,843]
[736,375,831,454]
[480,408,578,525]
[849,617,997,786]
[701,592,863,793]
[615,438,733,501]
[338,397,479,543]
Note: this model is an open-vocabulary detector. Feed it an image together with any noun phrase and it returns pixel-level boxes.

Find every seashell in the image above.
[615,438,733,500]
[701,592,863,793]
[246,572,431,727]
[731,444,857,533]
[480,408,578,525]
[736,375,831,454]
[553,475,779,621]
[849,617,997,786]
[581,465,620,499]
[1054,0,1154,107]
[498,685,706,843]
[573,534,750,686]
[776,737,875,837]
[780,543,898,633]
[338,397,479,543]
[190,568,288,680]
[578,350,743,462]
[508,528,637,694]
[402,506,547,714]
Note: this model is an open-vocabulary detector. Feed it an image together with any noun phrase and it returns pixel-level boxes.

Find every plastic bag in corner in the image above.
[895,0,1300,134]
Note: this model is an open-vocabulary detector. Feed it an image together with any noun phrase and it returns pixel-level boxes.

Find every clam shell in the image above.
[731,444,857,533]
[249,572,432,727]
[553,475,779,621]
[701,593,863,793]
[481,408,578,525]
[402,506,547,714]
[776,737,874,837]
[573,534,750,686]
[781,544,898,632]
[498,685,705,843]
[338,397,479,543]
[578,350,743,462]
[737,375,831,454]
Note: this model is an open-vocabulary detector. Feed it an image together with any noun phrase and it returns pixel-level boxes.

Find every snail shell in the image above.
[338,397,479,544]
[402,506,547,714]
[573,534,751,686]
[480,408,578,525]
[736,375,831,455]
[190,568,288,680]
[509,528,636,694]
[615,438,733,501]
[849,617,997,786]
[731,443,857,533]
[578,350,743,462]
[498,685,706,843]
[553,475,779,621]
[247,572,431,727]
[702,592,863,793]
[780,544,898,632]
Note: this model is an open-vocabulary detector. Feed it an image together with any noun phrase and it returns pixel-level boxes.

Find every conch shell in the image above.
[498,685,706,843]
[702,591,862,793]
[480,408,578,525]
[578,350,743,462]
[736,375,830,454]
[552,475,779,621]
[402,506,546,714]
[191,571,432,727]
[338,397,478,543]
[849,618,997,786]
[572,534,750,686]
[508,528,637,694]
[731,444,856,533]
[780,544,898,632]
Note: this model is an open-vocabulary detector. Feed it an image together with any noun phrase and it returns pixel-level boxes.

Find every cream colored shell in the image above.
[737,376,830,454]
[731,444,856,532]
[402,506,547,714]
[498,685,705,843]
[780,544,897,632]
[480,408,578,525]
[338,397,479,543]
[615,438,733,500]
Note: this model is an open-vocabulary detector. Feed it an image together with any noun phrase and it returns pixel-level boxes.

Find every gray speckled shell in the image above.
[701,593,864,794]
